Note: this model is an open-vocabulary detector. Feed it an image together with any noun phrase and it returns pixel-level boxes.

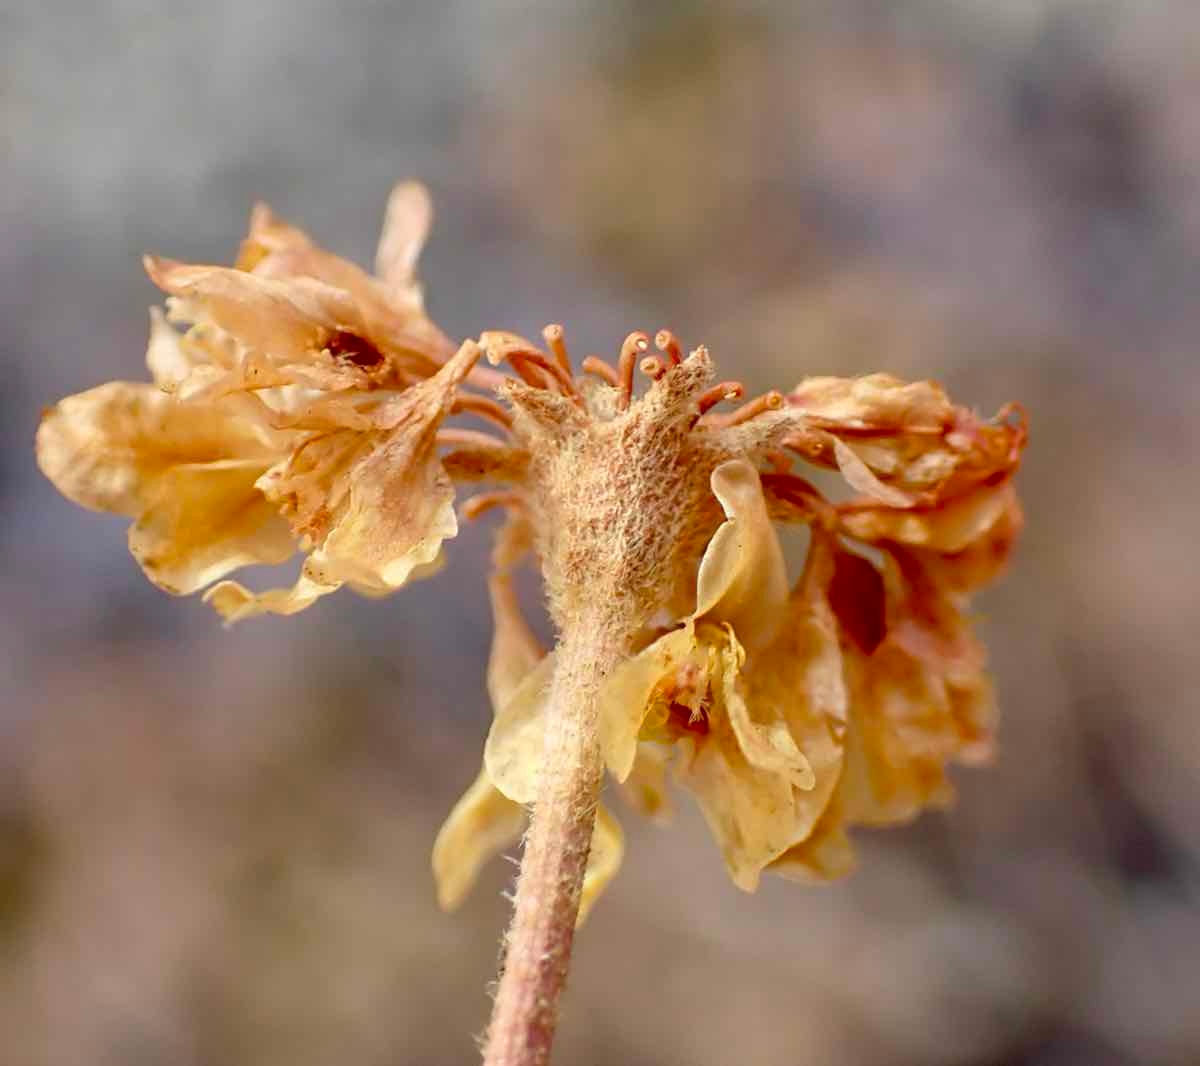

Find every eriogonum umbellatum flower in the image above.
[36,183,1026,913]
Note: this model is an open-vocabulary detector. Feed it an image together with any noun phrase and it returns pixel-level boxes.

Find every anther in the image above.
[720,390,784,427]
[640,355,668,380]
[580,356,620,386]
[617,331,650,410]
[697,381,745,416]
[654,329,683,365]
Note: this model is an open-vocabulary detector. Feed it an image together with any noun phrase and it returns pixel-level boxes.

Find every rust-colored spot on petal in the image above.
[829,549,887,655]
[326,329,384,368]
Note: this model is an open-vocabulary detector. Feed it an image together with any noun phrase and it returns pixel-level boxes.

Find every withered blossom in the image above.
[37,184,493,619]
[427,325,1025,905]
[35,183,1026,1059]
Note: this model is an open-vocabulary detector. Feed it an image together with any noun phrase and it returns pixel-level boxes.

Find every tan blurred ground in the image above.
[3,3,1199,1064]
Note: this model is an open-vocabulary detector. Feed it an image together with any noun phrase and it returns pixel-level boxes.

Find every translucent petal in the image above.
[616,743,674,824]
[203,569,340,623]
[432,767,526,912]
[599,627,695,783]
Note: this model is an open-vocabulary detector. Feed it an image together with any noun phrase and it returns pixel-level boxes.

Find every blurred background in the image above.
[4,2,1200,1063]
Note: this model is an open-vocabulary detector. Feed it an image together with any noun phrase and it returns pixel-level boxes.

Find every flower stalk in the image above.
[482,623,624,1066]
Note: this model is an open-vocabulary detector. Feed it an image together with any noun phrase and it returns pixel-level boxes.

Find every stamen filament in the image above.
[580,356,620,386]
[654,329,683,365]
[542,324,573,382]
[616,331,650,411]
[452,394,514,430]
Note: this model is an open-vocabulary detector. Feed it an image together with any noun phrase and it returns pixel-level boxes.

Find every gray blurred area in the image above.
[4,2,1200,1064]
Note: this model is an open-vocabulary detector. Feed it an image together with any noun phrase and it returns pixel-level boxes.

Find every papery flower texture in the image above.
[37,182,1026,912]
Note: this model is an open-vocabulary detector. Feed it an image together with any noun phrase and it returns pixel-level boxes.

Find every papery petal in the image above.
[484,654,556,804]
[145,256,350,363]
[203,569,340,623]
[831,437,917,508]
[684,732,805,892]
[128,460,294,594]
[617,743,674,824]
[694,459,788,649]
[767,792,856,883]
[789,374,953,432]
[432,768,527,912]
[578,804,624,925]
[375,181,432,305]
[314,340,480,590]
[431,768,623,926]
[36,382,275,516]
[718,626,815,790]
[598,627,696,783]
[839,478,1016,554]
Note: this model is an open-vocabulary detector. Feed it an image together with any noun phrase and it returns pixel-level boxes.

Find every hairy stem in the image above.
[481,625,622,1066]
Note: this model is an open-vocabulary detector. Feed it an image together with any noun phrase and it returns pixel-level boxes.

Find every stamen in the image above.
[617,331,650,411]
[437,428,509,450]
[461,490,525,522]
[451,394,513,430]
[697,381,745,416]
[639,354,668,381]
[542,324,573,381]
[711,390,784,427]
[581,356,620,386]
[654,329,683,365]
[510,349,580,399]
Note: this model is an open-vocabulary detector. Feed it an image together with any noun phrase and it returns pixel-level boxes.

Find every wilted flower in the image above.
[35,182,1026,930]
[37,184,494,619]
[427,327,1025,905]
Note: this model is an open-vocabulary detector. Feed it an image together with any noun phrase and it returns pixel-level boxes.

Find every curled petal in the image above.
[203,568,340,623]
[694,459,789,649]
[129,460,294,595]
[432,768,527,912]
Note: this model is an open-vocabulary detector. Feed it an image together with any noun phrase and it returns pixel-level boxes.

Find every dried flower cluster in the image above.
[37,183,1026,916]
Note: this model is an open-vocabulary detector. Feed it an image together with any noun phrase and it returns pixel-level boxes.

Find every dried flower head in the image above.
[35,184,1027,1060]
[37,184,494,619]
[430,324,1025,904]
